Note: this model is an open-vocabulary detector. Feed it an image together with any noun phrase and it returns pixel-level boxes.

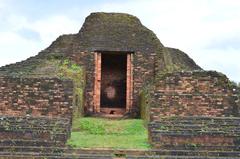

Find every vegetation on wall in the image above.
[58,59,85,118]
[32,55,86,118]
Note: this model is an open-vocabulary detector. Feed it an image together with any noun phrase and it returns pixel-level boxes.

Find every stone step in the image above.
[150,123,240,130]
[153,150,240,157]
[127,156,240,159]
[153,116,240,120]
[150,128,240,133]
[0,121,70,125]
[0,116,70,121]
[151,130,240,138]
[0,146,63,153]
[153,118,240,123]
[0,153,239,159]
[149,117,240,130]
[150,123,240,128]
[150,130,240,135]
[0,133,68,142]
[158,145,240,151]
[92,113,126,119]
[0,154,112,159]
[0,146,150,156]
[0,122,70,129]
[0,119,70,123]
[149,122,240,126]
[0,140,63,147]
[0,126,70,131]
[0,152,113,159]
[150,122,240,128]
[0,127,70,133]
[0,146,239,157]
[0,117,70,130]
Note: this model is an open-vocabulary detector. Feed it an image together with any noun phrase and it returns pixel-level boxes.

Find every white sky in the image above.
[0,0,239,82]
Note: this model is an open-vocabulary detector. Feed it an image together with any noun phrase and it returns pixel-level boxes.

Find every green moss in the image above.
[58,59,85,118]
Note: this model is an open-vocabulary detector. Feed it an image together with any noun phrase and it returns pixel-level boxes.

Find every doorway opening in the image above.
[93,51,133,116]
[101,53,127,109]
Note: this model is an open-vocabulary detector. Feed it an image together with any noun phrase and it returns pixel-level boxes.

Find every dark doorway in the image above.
[100,53,127,108]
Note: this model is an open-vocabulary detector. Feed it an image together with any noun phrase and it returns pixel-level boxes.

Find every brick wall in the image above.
[149,116,240,149]
[0,76,73,118]
[151,71,239,120]
[133,51,156,113]
[0,116,71,146]
[147,71,240,149]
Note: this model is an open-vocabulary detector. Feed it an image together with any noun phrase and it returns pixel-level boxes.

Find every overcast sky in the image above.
[0,0,239,82]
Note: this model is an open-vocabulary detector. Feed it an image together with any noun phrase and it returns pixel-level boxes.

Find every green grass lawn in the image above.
[67,117,150,149]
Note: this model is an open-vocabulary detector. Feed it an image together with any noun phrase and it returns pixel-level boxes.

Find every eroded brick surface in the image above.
[0,116,71,146]
[0,76,73,118]
[151,71,239,119]
[148,71,240,149]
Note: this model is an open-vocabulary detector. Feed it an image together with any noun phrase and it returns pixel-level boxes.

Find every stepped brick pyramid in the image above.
[0,12,239,158]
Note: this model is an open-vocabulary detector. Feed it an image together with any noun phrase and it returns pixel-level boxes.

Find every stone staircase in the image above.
[0,115,240,158]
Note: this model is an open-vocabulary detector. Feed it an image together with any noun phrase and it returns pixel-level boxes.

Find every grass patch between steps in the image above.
[67,117,150,149]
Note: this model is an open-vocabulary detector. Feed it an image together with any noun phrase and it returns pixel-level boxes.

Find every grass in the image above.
[67,117,150,149]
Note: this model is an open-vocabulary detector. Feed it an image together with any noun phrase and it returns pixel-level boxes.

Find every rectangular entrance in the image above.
[93,52,133,115]
[101,53,127,108]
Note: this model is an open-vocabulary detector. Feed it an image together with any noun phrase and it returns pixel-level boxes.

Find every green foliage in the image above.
[58,59,85,118]
[58,59,83,83]
[67,117,150,149]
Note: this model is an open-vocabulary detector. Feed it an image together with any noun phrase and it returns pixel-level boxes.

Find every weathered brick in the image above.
[0,76,73,118]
